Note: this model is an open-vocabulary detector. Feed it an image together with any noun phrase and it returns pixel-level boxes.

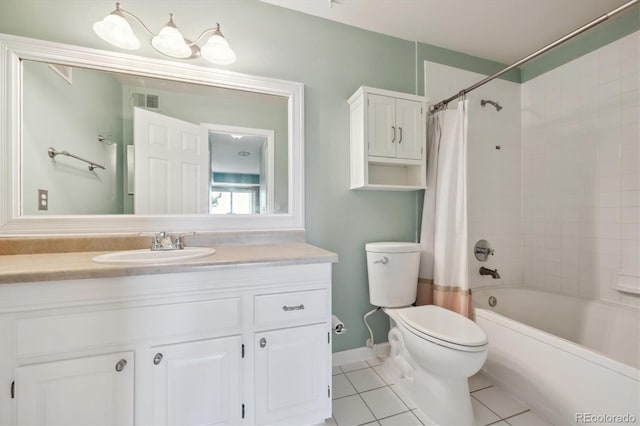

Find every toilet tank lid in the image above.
[366,242,421,253]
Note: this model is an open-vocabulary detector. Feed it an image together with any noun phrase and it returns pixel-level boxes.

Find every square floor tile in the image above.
[338,360,370,372]
[472,387,529,419]
[471,398,501,426]
[332,374,357,399]
[506,410,551,425]
[366,356,385,367]
[332,395,375,426]
[360,387,408,419]
[390,385,416,410]
[378,411,422,426]
[411,409,437,425]
[372,365,394,384]
[469,372,493,392]
[332,366,342,376]
[346,368,386,392]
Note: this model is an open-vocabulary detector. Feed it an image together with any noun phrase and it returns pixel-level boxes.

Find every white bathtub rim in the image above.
[473,285,640,314]
[475,307,639,381]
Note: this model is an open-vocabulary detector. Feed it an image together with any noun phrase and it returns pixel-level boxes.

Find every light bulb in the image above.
[151,15,192,58]
[93,11,140,50]
[201,25,236,65]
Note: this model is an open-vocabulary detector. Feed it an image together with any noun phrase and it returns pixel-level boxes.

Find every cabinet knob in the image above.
[153,353,163,365]
[398,127,403,143]
[259,337,267,348]
[391,126,396,143]
[115,359,127,372]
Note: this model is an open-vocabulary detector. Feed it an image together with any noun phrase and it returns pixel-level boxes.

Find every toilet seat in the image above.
[391,305,488,352]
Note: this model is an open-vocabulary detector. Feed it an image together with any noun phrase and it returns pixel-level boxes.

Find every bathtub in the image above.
[474,287,639,426]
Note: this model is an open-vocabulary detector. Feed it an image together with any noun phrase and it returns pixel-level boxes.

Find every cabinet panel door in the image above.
[152,336,242,426]
[395,99,423,160]
[367,94,397,157]
[255,323,329,425]
[16,352,134,426]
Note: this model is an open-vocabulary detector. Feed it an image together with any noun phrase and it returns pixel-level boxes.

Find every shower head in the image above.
[481,99,502,111]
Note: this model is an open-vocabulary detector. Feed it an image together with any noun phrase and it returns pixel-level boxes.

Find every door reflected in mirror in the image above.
[21,59,289,216]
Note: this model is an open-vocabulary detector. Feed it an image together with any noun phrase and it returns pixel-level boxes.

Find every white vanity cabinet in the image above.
[150,336,243,425]
[253,289,331,424]
[0,262,333,426]
[16,352,134,426]
[349,86,428,190]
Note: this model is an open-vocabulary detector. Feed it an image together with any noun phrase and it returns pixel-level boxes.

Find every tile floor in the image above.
[329,358,552,426]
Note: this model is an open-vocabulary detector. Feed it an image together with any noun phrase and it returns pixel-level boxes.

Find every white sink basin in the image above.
[92,247,216,264]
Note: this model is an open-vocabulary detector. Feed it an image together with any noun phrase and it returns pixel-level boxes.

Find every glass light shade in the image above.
[93,13,140,50]
[201,34,236,65]
[151,25,192,58]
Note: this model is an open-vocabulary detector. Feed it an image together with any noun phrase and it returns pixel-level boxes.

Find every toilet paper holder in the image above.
[332,314,346,334]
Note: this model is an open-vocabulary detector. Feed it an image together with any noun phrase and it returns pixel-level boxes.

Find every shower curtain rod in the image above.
[429,0,639,113]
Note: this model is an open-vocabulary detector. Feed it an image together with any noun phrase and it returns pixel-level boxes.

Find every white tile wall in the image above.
[521,32,640,308]
[425,62,523,290]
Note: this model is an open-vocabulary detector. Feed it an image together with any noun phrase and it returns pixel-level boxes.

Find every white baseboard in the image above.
[332,343,390,366]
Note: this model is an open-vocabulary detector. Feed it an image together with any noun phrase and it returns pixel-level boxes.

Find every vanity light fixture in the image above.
[93,2,236,65]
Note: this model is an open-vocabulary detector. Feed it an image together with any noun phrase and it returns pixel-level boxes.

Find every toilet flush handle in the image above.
[374,256,388,265]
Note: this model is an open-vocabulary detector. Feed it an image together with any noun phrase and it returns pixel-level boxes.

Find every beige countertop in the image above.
[0,243,338,284]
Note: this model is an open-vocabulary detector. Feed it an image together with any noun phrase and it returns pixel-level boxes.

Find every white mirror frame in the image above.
[0,34,304,235]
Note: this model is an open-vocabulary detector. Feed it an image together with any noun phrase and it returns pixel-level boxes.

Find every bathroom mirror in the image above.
[0,34,304,234]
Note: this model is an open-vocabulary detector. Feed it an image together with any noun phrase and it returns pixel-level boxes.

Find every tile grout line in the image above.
[501,408,532,423]
[470,384,494,393]
[340,368,378,425]
[470,394,505,421]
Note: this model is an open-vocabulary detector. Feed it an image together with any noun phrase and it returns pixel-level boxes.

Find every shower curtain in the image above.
[417,100,473,318]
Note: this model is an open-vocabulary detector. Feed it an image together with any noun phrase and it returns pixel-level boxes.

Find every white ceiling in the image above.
[260,0,633,64]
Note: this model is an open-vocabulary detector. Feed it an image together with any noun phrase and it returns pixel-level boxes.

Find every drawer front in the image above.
[254,289,327,328]
[17,297,240,358]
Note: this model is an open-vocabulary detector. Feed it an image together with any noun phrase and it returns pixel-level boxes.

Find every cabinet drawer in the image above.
[254,290,327,328]
[17,298,240,358]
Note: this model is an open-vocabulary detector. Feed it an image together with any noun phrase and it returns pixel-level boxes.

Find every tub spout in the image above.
[479,266,500,279]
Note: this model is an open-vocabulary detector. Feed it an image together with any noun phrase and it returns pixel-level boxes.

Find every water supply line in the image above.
[363,307,381,348]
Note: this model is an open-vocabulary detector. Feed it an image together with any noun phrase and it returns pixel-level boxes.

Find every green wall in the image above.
[22,61,123,215]
[0,0,635,352]
[520,8,640,81]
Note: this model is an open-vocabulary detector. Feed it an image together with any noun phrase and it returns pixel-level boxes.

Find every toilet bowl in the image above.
[386,306,488,425]
[365,242,489,425]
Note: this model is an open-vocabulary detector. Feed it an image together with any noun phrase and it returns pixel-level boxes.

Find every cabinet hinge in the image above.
[242,403,245,419]
[241,344,245,358]
[10,381,14,399]
[328,386,331,398]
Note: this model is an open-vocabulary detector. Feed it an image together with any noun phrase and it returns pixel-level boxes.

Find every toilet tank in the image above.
[366,242,421,307]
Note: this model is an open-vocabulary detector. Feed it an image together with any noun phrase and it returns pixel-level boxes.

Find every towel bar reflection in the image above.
[48,147,106,171]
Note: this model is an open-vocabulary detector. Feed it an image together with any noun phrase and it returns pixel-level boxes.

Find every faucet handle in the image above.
[171,232,196,249]
[139,231,171,250]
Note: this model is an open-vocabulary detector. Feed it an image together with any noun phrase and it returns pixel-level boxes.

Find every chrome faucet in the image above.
[479,266,501,279]
[143,231,195,251]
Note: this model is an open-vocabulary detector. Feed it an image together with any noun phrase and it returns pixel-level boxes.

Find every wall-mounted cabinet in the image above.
[349,86,428,190]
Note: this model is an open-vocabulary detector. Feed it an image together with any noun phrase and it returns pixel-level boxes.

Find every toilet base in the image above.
[383,358,474,425]
[385,329,476,426]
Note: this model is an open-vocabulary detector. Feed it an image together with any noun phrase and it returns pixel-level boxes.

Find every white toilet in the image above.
[366,242,488,426]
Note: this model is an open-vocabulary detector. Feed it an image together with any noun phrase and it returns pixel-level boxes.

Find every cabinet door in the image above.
[395,99,423,160]
[152,336,242,426]
[367,94,397,157]
[16,352,134,426]
[255,323,329,425]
